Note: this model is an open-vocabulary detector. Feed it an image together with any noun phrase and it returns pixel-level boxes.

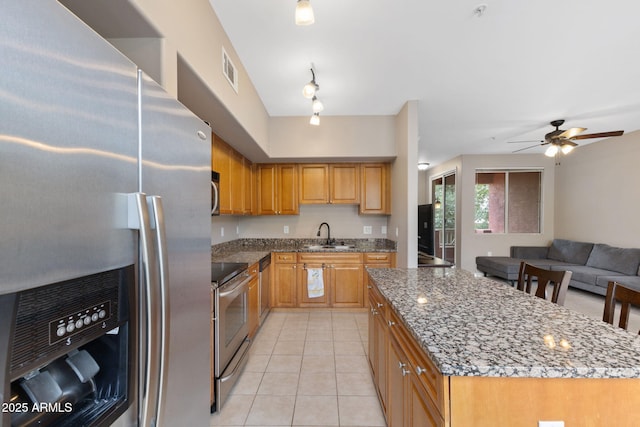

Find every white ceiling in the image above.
[209,0,640,166]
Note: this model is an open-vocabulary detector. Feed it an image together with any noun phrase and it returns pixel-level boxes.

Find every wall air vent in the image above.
[222,47,238,93]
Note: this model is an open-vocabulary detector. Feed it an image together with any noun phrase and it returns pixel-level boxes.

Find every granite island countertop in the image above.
[367,267,640,379]
[212,238,396,265]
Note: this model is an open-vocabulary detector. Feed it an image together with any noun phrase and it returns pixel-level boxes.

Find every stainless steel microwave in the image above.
[211,171,220,216]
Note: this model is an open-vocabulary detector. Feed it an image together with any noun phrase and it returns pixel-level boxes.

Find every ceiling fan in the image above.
[509,119,624,157]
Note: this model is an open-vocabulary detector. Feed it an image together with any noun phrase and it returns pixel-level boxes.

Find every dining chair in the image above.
[603,281,640,334]
[516,261,573,305]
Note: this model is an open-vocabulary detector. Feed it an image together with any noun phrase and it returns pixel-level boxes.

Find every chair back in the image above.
[603,281,640,334]
[516,262,572,305]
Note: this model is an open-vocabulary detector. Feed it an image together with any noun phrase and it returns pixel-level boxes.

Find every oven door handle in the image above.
[218,274,251,299]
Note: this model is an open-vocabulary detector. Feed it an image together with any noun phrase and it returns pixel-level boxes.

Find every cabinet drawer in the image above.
[364,252,393,264]
[388,309,448,419]
[298,252,363,264]
[274,252,297,263]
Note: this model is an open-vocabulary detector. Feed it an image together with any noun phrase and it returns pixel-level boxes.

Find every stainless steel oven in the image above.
[211,262,251,412]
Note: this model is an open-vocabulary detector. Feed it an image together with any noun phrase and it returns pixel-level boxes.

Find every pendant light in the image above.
[302,68,319,99]
[310,113,320,126]
[312,96,324,113]
[295,0,315,26]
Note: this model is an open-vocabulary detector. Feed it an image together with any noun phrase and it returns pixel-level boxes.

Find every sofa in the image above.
[476,239,640,296]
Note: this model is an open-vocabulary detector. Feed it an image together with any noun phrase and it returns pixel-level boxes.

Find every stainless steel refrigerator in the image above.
[1,1,211,426]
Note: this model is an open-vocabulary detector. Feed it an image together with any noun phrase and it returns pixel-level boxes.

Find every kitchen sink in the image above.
[302,244,356,250]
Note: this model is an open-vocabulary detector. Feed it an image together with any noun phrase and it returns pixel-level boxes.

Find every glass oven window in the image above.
[225,292,246,346]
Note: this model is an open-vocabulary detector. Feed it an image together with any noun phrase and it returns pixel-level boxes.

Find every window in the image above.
[475,170,542,234]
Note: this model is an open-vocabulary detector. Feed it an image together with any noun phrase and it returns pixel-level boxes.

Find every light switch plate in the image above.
[381,226,387,235]
[283,225,289,234]
[539,422,564,427]
[363,226,372,235]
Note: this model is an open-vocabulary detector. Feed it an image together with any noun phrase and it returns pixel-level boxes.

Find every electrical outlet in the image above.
[236,225,240,235]
[363,226,372,235]
[487,251,492,256]
[539,422,564,427]
[220,227,224,237]
[395,227,399,237]
[283,225,289,234]
[381,226,387,235]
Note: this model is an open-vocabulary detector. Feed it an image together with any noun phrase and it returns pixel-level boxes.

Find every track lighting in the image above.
[310,113,320,126]
[295,0,315,26]
[302,68,319,99]
[312,96,324,113]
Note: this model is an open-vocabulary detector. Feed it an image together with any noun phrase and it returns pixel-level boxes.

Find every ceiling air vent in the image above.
[222,47,238,93]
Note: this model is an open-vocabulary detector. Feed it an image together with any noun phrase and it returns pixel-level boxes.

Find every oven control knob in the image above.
[66,323,75,333]
[92,313,99,322]
[83,316,91,326]
[57,326,66,337]
[98,310,107,319]
[75,319,83,329]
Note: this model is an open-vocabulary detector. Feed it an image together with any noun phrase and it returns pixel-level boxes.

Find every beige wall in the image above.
[389,101,420,268]
[554,130,640,247]
[131,0,270,154]
[268,116,396,160]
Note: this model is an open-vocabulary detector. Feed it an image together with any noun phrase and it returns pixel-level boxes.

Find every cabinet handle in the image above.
[388,320,395,327]
[402,368,411,377]
[376,302,383,308]
[398,361,406,369]
[367,285,372,289]
[371,309,378,316]
[416,366,427,375]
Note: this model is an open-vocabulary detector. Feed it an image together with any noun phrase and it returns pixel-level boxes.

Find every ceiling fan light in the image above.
[309,113,320,126]
[312,96,324,113]
[561,142,577,154]
[295,0,315,26]
[545,145,559,157]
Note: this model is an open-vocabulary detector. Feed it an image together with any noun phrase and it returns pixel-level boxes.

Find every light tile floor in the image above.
[210,287,640,427]
[210,310,386,427]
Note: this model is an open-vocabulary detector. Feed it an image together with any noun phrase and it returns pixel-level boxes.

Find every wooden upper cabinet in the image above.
[211,134,232,215]
[299,164,329,204]
[211,133,254,215]
[360,163,391,215]
[330,164,359,204]
[257,164,299,215]
[299,163,360,205]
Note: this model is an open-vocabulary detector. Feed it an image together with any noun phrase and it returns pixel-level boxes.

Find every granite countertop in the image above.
[367,267,640,379]
[211,238,397,264]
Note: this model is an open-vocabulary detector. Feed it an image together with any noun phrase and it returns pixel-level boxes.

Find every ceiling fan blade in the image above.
[557,127,586,139]
[571,130,624,140]
[507,139,544,144]
[512,143,544,153]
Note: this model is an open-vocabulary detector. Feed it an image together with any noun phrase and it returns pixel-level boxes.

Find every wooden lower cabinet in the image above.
[272,253,297,308]
[368,284,388,414]
[274,252,365,308]
[364,252,395,308]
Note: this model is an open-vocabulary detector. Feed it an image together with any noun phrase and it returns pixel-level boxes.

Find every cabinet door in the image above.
[297,264,330,307]
[257,164,278,215]
[272,262,297,307]
[408,374,444,427]
[230,149,244,214]
[330,164,359,204]
[248,274,259,338]
[330,263,364,307]
[360,163,390,214]
[387,333,408,427]
[373,299,388,413]
[212,135,232,214]
[278,164,299,215]
[299,164,329,204]
[242,157,253,215]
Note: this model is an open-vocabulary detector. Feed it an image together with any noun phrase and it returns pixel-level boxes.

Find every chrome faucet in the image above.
[316,222,332,246]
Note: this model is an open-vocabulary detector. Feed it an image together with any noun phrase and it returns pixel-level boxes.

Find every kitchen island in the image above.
[367,267,640,426]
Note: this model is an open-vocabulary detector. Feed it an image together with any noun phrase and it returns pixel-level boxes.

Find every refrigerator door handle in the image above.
[128,192,160,427]
[148,195,170,425]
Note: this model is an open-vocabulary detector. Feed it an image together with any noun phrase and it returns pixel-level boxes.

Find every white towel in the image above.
[307,268,324,298]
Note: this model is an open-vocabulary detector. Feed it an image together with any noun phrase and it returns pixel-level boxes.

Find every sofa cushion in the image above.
[551,265,624,286]
[597,275,640,293]
[586,244,640,276]
[547,239,594,265]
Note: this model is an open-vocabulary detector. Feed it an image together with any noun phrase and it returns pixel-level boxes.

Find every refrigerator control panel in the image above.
[49,301,111,345]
